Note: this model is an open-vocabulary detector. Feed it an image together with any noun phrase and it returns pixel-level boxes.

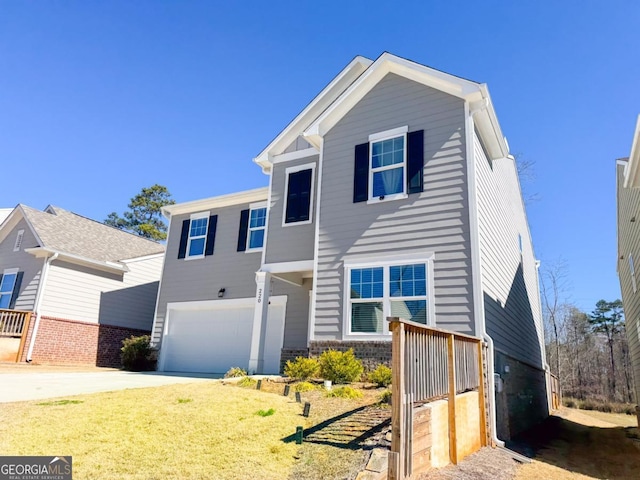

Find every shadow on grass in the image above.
[282,405,391,450]
[508,414,640,479]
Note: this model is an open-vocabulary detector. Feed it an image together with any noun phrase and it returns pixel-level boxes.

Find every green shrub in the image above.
[294,381,318,392]
[284,356,320,381]
[318,349,364,384]
[368,364,392,387]
[378,389,392,404]
[121,335,156,371]
[224,367,248,378]
[238,377,257,388]
[325,386,363,399]
[256,408,275,417]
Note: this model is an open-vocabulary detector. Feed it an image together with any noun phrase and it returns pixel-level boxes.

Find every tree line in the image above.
[542,264,634,403]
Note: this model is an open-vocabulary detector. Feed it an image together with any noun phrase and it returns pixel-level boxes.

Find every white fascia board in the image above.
[304,52,485,139]
[272,147,319,165]
[473,84,509,160]
[162,187,269,217]
[624,115,640,188]
[0,205,44,248]
[24,247,129,274]
[253,56,373,172]
[261,260,314,274]
[120,252,165,264]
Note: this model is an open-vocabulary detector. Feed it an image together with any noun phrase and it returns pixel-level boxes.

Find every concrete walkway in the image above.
[0,371,221,403]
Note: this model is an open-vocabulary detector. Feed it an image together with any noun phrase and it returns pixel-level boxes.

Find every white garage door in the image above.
[160,297,286,374]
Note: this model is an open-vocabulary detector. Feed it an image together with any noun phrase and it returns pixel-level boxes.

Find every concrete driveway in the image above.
[0,370,221,403]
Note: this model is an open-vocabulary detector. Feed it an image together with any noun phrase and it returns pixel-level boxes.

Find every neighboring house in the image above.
[0,204,164,366]
[616,115,640,418]
[152,53,548,440]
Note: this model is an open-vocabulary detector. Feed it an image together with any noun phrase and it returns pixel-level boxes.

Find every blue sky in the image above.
[1,1,638,312]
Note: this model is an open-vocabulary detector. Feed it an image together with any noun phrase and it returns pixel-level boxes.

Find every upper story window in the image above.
[284,163,315,226]
[354,126,424,204]
[0,268,19,309]
[177,212,218,260]
[345,255,433,338]
[248,206,267,250]
[631,254,637,293]
[238,202,268,252]
[13,230,24,252]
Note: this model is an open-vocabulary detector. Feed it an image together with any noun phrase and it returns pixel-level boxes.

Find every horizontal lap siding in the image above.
[315,73,474,340]
[152,202,264,346]
[617,163,640,402]
[474,132,544,368]
[0,218,43,311]
[40,256,162,331]
[273,278,311,349]
[265,155,318,264]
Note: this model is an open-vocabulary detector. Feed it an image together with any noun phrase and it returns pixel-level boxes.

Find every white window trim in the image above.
[185,211,209,261]
[13,230,24,252]
[367,125,409,204]
[631,253,637,294]
[342,253,435,340]
[246,201,267,253]
[282,162,316,227]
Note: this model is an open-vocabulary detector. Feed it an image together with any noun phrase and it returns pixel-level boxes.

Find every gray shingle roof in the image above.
[20,205,165,262]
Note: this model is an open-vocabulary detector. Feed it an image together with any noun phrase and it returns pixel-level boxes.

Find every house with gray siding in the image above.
[152,53,548,440]
[0,204,164,366]
[616,115,640,420]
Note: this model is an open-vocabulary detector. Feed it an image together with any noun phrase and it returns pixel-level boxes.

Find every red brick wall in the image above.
[19,316,150,367]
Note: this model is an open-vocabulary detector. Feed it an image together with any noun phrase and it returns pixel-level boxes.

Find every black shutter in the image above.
[237,209,250,252]
[8,271,23,309]
[177,219,190,259]
[407,129,425,194]
[204,215,218,256]
[285,169,313,223]
[353,142,369,203]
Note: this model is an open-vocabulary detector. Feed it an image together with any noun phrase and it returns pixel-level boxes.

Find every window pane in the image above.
[0,294,10,309]
[188,238,205,257]
[190,218,207,237]
[373,167,404,197]
[352,302,383,333]
[350,267,383,299]
[250,208,266,228]
[0,273,16,294]
[414,264,426,280]
[391,300,427,324]
[249,229,264,249]
[401,280,414,296]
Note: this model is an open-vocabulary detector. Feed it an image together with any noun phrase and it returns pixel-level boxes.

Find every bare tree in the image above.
[540,260,570,377]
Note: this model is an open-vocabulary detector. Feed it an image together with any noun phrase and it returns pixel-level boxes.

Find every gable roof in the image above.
[1,205,164,265]
[254,52,509,170]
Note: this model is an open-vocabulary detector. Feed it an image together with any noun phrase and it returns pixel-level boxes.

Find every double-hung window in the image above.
[284,163,315,225]
[369,126,408,201]
[247,205,267,250]
[177,212,218,260]
[346,256,433,337]
[0,268,19,309]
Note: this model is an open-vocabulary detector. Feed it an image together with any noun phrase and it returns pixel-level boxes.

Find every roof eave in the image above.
[253,55,373,171]
[162,187,270,217]
[624,115,640,188]
[24,247,129,274]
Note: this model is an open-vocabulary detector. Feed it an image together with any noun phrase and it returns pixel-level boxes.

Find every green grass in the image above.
[0,383,301,480]
[256,408,275,417]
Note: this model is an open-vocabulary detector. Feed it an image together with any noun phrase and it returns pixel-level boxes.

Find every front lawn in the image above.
[0,382,302,479]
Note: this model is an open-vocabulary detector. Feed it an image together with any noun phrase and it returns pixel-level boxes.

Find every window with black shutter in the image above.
[284,164,315,224]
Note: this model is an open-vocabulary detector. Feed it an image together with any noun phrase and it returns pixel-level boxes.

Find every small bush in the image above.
[378,390,392,404]
[224,367,248,378]
[177,398,192,404]
[563,397,577,408]
[368,364,392,387]
[121,335,156,371]
[256,408,275,417]
[318,349,364,384]
[325,386,363,399]
[579,399,596,411]
[295,381,318,392]
[284,357,320,381]
[238,377,257,388]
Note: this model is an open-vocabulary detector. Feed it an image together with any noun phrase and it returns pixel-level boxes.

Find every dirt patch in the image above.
[417,447,519,480]
[512,408,640,480]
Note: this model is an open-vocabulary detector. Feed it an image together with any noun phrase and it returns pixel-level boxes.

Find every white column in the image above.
[249,271,270,373]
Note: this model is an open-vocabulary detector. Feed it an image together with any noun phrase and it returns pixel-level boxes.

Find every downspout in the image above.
[466,98,505,448]
[26,252,58,362]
